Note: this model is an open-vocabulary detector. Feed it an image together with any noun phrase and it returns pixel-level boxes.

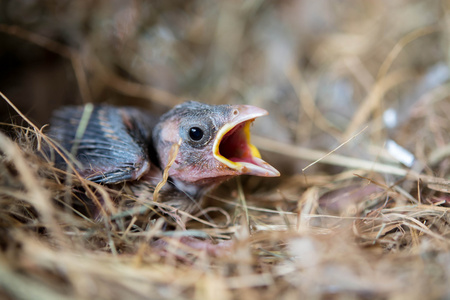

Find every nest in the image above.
[1,1,450,299]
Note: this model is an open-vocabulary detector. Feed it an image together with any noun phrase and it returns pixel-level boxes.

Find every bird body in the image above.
[48,101,279,212]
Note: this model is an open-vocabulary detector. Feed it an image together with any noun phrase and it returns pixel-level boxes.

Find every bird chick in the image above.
[48,101,279,213]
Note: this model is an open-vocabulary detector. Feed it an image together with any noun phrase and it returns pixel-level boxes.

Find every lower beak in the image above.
[212,105,280,177]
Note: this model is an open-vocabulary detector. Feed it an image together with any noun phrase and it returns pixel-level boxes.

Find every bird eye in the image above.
[182,119,213,148]
[189,127,204,141]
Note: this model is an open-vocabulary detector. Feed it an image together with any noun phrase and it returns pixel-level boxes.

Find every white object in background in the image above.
[383,108,398,129]
[386,140,415,167]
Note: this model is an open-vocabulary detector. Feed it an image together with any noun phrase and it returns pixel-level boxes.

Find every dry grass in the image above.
[1,1,450,299]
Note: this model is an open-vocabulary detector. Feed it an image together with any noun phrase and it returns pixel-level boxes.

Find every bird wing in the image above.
[48,105,158,184]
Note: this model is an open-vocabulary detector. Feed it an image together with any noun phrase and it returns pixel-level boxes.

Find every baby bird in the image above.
[48,101,279,213]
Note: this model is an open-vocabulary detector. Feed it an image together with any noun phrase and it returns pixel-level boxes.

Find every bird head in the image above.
[153,101,279,194]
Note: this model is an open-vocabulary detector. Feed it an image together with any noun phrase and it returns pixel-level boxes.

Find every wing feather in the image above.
[48,105,158,184]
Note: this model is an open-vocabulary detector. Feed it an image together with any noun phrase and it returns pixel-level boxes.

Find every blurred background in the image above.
[1,0,449,176]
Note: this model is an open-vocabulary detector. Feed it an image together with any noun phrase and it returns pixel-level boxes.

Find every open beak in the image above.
[212,105,280,177]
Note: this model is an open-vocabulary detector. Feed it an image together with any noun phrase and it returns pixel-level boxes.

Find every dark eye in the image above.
[182,119,214,148]
[189,127,204,141]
